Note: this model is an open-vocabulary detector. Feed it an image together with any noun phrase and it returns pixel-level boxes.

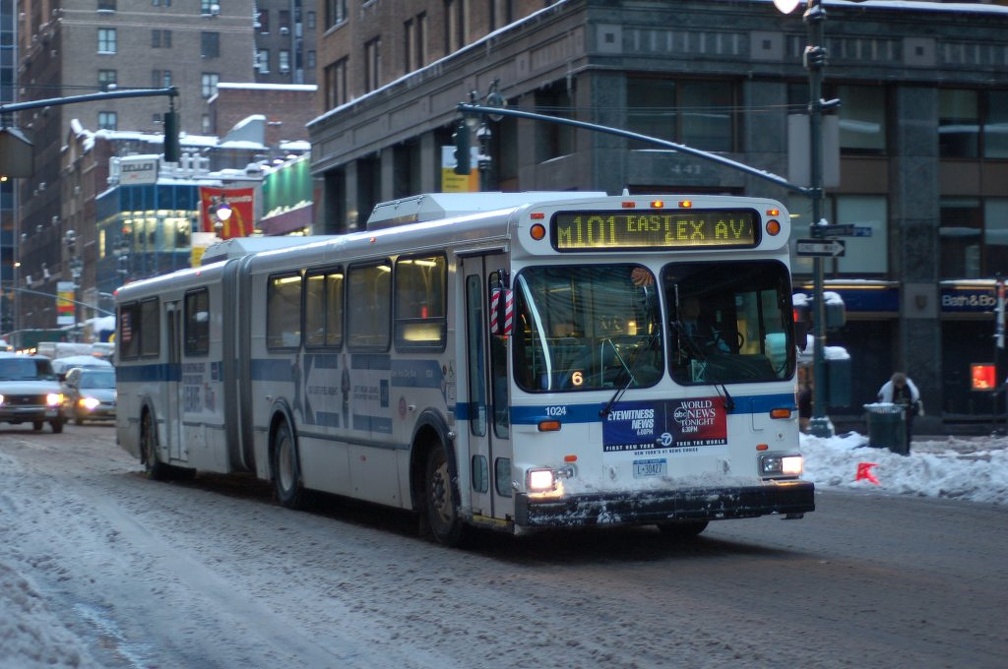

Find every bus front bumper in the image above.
[514,480,815,528]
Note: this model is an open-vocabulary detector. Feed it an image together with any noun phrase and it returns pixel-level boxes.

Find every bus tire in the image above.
[141,410,169,481]
[272,420,306,510]
[424,443,465,547]
[32,420,43,431]
[656,520,709,539]
[50,418,64,434]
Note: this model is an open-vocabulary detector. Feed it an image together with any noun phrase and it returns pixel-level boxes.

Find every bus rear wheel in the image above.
[272,420,306,510]
[141,411,168,481]
[656,520,709,539]
[424,443,465,547]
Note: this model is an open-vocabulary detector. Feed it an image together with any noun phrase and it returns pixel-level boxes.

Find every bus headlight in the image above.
[527,468,556,493]
[759,454,803,478]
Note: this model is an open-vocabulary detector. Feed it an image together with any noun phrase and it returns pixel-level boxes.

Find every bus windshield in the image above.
[513,264,663,392]
[665,260,794,384]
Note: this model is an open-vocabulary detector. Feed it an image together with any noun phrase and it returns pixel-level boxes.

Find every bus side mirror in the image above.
[490,287,513,336]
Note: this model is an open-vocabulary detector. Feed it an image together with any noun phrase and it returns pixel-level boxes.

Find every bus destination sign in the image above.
[552,209,759,251]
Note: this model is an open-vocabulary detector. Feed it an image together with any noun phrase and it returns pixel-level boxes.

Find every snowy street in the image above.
[1,424,1006,669]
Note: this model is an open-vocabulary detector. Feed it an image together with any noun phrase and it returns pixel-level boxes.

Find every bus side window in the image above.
[267,273,302,349]
[184,288,210,356]
[347,262,391,351]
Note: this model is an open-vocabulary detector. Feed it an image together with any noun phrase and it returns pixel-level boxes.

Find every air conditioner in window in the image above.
[210,4,220,16]
[279,65,290,73]
[280,27,289,35]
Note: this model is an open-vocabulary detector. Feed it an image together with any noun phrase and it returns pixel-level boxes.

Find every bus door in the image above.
[165,301,184,464]
[461,255,514,524]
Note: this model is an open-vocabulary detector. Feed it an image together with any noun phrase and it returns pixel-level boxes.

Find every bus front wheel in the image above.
[272,420,306,510]
[424,443,465,547]
[141,411,168,481]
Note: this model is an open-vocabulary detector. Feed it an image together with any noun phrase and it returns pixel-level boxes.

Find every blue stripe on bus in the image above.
[455,392,797,424]
[251,358,296,382]
[116,361,179,383]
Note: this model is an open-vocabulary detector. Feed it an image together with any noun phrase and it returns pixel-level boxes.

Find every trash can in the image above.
[863,402,907,455]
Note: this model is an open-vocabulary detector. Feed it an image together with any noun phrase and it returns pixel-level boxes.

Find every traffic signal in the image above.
[452,119,470,175]
[163,110,180,162]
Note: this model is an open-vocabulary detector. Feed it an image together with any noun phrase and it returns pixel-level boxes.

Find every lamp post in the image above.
[776,0,834,437]
[213,198,233,239]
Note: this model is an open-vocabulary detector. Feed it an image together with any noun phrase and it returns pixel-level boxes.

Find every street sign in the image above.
[796,238,846,257]
[810,223,856,238]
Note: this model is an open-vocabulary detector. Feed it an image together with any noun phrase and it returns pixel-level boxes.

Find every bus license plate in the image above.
[633,458,667,478]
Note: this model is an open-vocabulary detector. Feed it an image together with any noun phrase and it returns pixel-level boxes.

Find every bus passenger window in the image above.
[267,273,302,349]
[184,288,210,356]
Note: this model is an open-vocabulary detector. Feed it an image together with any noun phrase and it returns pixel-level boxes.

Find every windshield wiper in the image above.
[599,338,637,418]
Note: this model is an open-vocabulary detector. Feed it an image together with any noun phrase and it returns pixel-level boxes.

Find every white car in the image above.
[0,353,65,433]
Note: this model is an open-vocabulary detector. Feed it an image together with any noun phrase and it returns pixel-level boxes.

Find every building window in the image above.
[152,29,172,48]
[152,69,172,87]
[986,91,1008,159]
[279,10,291,33]
[404,12,427,73]
[98,70,117,91]
[325,58,348,109]
[201,72,219,99]
[940,90,979,159]
[985,199,1008,274]
[202,114,211,134]
[940,197,982,278]
[279,50,291,74]
[258,10,270,33]
[257,49,270,74]
[98,28,117,54]
[98,111,117,130]
[200,0,216,15]
[307,11,316,30]
[326,0,347,29]
[201,32,220,58]
[365,38,381,92]
[790,195,888,277]
[627,76,736,153]
[444,0,466,53]
[98,0,117,11]
[307,51,316,70]
[835,85,886,156]
[534,82,574,162]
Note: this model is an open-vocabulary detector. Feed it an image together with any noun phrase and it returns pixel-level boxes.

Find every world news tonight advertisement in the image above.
[601,398,727,453]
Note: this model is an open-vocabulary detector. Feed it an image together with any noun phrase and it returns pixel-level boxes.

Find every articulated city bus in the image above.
[115,191,814,546]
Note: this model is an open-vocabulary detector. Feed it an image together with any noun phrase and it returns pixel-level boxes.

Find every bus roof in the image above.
[366,191,607,230]
[201,236,323,265]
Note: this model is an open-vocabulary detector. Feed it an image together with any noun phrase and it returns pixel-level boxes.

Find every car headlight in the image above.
[46,393,63,407]
[80,396,101,410]
[759,453,803,478]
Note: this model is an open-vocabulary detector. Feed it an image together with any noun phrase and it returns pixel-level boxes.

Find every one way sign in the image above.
[796,238,845,257]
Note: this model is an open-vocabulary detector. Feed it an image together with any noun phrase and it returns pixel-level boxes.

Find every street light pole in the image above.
[777,0,835,437]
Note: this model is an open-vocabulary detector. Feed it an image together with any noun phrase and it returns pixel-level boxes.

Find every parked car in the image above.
[61,367,117,425]
[0,352,65,433]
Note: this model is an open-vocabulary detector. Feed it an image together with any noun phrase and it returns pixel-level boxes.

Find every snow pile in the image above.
[801,432,1008,506]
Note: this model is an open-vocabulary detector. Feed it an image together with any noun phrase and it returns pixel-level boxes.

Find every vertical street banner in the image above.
[56,281,75,326]
[198,186,255,239]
